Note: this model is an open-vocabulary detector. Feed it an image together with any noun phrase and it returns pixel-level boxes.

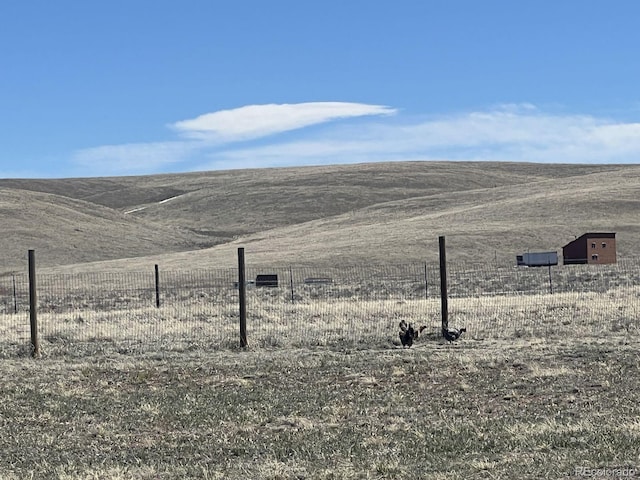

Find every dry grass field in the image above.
[2,160,639,272]
[2,282,639,357]
[0,269,638,477]
[1,337,639,479]
[1,161,639,478]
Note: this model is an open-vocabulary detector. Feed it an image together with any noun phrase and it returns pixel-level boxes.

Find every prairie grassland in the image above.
[3,161,634,272]
[0,336,639,479]
[1,274,638,478]
[3,161,640,477]
[1,285,639,357]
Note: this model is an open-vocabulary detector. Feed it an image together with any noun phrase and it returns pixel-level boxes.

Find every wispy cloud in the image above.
[170,102,397,141]
[72,102,396,175]
[196,105,640,170]
[72,141,199,176]
[407,106,640,163]
[71,102,640,176]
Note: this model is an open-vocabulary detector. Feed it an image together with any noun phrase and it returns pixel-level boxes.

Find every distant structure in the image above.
[255,274,279,287]
[516,251,558,267]
[562,233,617,265]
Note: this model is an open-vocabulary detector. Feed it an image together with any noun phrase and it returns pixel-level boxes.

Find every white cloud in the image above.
[170,102,397,141]
[72,103,640,176]
[195,105,640,169]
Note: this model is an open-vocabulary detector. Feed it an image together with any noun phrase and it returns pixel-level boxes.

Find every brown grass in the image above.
[0,337,638,479]
[2,161,640,478]
[2,283,638,357]
[2,160,639,273]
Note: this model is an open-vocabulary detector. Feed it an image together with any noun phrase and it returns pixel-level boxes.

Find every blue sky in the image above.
[2,1,640,178]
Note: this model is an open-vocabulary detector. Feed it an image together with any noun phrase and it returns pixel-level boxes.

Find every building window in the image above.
[592,254,599,261]
[602,242,607,248]
[591,243,596,248]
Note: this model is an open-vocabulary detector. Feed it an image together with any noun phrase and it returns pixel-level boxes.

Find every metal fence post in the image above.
[424,262,428,300]
[289,266,295,303]
[12,273,18,314]
[155,264,160,308]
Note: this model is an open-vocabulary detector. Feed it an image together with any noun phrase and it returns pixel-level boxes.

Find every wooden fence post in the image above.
[155,264,160,308]
[439,236,449,336]
[238,248,248,348]
[28,250,40,357]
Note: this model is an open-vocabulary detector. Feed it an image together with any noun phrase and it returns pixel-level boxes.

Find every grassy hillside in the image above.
[0,189,211,273]
[1,161,638,273]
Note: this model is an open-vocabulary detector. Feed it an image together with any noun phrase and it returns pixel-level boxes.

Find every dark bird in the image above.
[399,320,427,348]
[443,327,466,344]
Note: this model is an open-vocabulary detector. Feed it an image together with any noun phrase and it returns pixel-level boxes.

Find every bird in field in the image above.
[443,327,466,344]
[399,320,427,348]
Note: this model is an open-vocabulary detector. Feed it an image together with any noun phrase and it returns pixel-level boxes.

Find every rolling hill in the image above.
[1,161,638,273]
[0,188,214,273]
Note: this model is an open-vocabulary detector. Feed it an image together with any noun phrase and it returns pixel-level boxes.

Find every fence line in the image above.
[0,258,638,356]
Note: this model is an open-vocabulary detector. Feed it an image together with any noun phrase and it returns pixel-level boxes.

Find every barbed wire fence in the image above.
[0,253,638,357]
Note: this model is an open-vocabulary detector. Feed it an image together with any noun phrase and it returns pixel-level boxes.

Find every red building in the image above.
[562,233,616,265]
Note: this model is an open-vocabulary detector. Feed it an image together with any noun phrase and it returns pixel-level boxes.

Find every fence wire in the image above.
[0,259,638,356]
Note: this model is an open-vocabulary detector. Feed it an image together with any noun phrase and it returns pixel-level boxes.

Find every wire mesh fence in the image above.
[0,259,638,356]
